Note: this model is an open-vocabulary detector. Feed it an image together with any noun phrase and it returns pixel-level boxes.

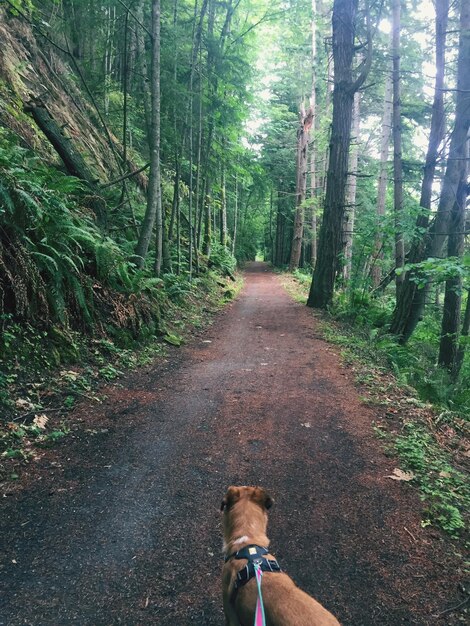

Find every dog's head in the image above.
[220,485,273,513]
[221,486,274,549]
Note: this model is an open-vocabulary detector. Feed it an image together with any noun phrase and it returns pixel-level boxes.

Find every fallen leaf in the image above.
[439,471,451,479]
[60,370,79,381]
[33,414,49,430]
[15,398,34,411]
[386,468,415,482]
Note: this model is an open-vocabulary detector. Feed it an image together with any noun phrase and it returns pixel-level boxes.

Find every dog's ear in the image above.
[252,487,274,510]
[264,493,274,510]
[221,486,241,511]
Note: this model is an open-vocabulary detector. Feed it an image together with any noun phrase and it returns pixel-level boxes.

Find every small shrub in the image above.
[209,242,236,276]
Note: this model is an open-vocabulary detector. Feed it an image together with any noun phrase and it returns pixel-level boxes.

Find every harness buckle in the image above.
[229,545,282,606]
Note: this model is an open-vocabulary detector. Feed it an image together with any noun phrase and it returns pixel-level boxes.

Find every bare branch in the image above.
[101,164,150,189]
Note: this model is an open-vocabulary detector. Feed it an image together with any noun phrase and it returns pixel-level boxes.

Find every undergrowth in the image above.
[0,268,242,481]
[0,129,243,480]
[283,271,469,538]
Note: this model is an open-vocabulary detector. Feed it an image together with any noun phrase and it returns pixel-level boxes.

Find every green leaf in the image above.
[163,333,183,346]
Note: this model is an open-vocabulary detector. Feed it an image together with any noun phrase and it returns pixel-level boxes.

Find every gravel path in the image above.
[0,263,462,625]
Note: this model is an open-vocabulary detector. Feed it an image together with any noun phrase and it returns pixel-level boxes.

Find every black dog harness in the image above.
[225,544,282,604]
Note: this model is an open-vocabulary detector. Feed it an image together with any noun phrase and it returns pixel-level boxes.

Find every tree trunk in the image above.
[203,181,212,257]
[135,0,151,143]
[195,53,204,250]
[392,0,404,298]
[438,137,469,375]
[220,161,227,247]
[309,0,318,267]
[275,188,285,266]
[135,0,162,271]
[232,172,238,255]
[169,157,180,241]
[307,0,370,308]
[371,70,393,288]
[289,104,314,271]
[161,205,172,274]
[187,0,209,277]
[25,100,106,226]
[389,0,449,340]
[454,288,470,377]
[342,90,360,281]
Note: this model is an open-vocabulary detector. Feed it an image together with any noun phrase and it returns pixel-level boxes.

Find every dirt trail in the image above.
[0,263,462,625]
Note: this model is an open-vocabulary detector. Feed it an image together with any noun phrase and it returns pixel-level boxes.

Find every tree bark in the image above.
[135,0,152,145]
[307,0,371,308]
[24,100,106,226]
[438,137,469,375]
[232,172,238,255]
[392,0,404,298]
[135,0,162,271]
[203,180,212,257]
[342,90,360,281]
[289,104,314,271]
[161,205,172,274]
[389,0,450,340]
[309,0,318,267]
[371,69,393,288]
[220,157,227,247]
[275,187,285,266]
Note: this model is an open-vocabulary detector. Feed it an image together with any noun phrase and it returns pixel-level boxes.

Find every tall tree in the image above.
[307,0,371,308]
[389,0,450,340]
[392,0,404,297]
[289,103,314,271]
[342,90,360,281]
[438,138,469,375]
[309,0,318,267]
[436,0,470,371]
[371,69,393,288]
[135,0,162,271]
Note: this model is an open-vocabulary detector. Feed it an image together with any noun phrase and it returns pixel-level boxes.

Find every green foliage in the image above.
[1,420,70,464]
[0,130,164,340]
[5,0,34,14]
[162,273,192,302]
[394,422,468,536]
[163,332,183,346]
[0,131,97,321]
[327,286,470,413]
[397,256,470,288]
[98,364,122,381]
[209,242,236,275]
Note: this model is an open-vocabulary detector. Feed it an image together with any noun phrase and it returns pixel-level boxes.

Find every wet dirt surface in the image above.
[0,263,464,625]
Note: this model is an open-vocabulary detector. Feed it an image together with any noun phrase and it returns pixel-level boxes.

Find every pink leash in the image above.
[253,562,266,626]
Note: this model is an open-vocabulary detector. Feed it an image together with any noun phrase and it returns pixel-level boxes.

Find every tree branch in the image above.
[350,0,379,94]
[101,163,150,189]
[115,0,153,39]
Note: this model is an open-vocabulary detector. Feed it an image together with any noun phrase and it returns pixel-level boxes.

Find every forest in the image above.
[0,0,469,411]
[0,0,469,623]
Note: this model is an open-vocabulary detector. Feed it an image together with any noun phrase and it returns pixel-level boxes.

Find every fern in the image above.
[30,251,59,273]
[0,128,163,337]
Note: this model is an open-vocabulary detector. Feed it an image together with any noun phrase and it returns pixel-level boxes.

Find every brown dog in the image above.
[221,486,341,626]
